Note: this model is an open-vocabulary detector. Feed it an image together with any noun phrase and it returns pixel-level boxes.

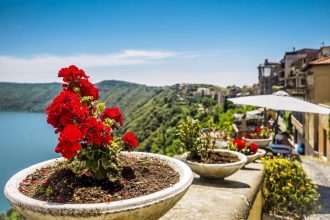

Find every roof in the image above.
[285,48,318,56]
[301,56,330,71]
[309,57,330,65]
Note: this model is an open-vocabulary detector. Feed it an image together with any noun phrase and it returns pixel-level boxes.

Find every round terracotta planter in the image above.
[243,137,272,148]
[4,152,193,220]
[182,149,247,180]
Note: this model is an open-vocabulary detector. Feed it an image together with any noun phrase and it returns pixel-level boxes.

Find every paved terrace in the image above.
[302,156,330,220]
[161,162,264,220]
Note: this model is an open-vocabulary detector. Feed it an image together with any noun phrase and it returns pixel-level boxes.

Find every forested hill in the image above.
[0,81,235,155]
[0,80,158,114]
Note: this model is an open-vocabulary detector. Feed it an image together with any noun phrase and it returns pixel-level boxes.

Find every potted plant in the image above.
[244,127,273,148]
[4,65,193,220]
[228,138,265,164]
[177,118,247,179]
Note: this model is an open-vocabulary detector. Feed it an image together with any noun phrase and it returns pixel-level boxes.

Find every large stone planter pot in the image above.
[182,149,247,179]
[243,137,272,148]
[245,149,266,164]
[4,152,193,220]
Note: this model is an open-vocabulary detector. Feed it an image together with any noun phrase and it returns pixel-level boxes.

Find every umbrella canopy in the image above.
[228,91,330,115]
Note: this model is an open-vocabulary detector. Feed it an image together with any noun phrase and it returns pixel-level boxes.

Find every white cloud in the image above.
[0,50,181,82]
[0,49,258,86]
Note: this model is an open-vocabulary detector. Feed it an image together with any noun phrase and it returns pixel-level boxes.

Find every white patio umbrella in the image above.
[228,91,330,115]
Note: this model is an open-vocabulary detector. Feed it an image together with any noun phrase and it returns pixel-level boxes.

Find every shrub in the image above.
[262,158,320,219]
[177,118,210,160]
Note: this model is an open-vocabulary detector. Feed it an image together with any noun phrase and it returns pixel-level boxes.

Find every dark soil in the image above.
[19,156,179,204]
[188,151,240,164]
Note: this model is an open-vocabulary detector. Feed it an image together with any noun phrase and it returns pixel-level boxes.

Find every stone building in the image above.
[258,59,280,94]
[279,48,318,97]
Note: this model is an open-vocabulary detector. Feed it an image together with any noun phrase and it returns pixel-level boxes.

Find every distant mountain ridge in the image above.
[0,80,158,113]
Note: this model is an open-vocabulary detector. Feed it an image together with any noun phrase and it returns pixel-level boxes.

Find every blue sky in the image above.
[0,0,329,86]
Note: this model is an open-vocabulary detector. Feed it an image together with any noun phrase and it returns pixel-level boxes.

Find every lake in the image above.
[0,112,58,212]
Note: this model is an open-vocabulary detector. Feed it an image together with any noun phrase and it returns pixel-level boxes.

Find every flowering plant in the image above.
[46,65,138,182]
[245,127,271,139]
[228,138,258,155]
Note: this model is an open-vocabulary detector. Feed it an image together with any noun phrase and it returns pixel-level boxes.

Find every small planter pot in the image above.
[182,149,247,179]
[243,137,272,148]
[245,153,260,164]
[245,149,266,164]
[258,148,266,157]
[4,152,193,220]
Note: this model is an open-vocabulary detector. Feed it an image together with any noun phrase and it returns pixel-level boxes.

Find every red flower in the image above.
[78,79,99,100]
[249,142,258,154]
[122,132,138,148]
[55,124,84,159]
[58,65,88,83]
[254,127,262,133]
[46,91,89,132]
[100,107,124,127]
[232,138,247,150]
[82,117,113,145]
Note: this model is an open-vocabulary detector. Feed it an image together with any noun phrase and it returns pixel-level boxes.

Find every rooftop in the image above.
[309,56,330,65]
[285,48,318,56]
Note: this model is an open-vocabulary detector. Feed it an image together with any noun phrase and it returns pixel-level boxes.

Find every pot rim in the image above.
[243,137,272,141]
[4,151,193,214]
[184,149,247,167]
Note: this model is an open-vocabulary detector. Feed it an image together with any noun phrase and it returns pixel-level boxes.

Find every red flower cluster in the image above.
[58,65,88,83]
[232,138,247,150]
[55,125,84,159]
[46,65,138,160]
[249,142,258,154]
[59,65,99,100]
[100,107,124,127]
[122,132,138,148]
[83,117,113,145]
[231,138,258,155]
[46,91,89,132]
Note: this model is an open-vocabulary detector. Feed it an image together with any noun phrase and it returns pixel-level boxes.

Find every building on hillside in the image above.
[258,59,280,94]
[215,89,227,106]
[194,87,212,97]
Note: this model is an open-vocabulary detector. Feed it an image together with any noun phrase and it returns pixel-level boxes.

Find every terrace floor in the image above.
[302,156,330,220]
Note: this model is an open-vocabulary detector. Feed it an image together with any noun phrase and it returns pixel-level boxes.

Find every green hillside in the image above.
[0,81,251,156]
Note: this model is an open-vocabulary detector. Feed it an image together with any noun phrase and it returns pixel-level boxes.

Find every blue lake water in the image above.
[0,112,58,211]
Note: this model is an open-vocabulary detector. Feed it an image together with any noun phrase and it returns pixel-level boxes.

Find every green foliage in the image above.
[177,118,203,158]
[72,140,123,182]
[0,208,25,220]
[283,111,293,135]
[262,158,320,219]
[272,85,282,92]
[328,116,330,139]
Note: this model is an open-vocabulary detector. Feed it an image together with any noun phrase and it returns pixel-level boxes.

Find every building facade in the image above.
[259,46,330,160]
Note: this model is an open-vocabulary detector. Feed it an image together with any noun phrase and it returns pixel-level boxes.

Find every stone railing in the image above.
[161,162,264,220]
